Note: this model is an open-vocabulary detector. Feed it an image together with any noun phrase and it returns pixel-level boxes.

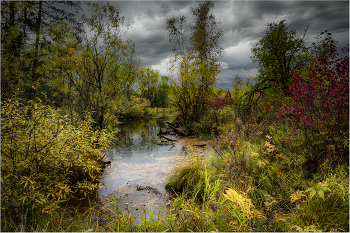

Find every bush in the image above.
[275,33,349,165]
[118,96,151,119]
[1,98,113,231]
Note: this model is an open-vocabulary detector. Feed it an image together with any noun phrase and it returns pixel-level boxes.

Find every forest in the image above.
[1,1,349,232]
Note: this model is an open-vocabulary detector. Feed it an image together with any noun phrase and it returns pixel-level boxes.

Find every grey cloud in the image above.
[83,1,348,88]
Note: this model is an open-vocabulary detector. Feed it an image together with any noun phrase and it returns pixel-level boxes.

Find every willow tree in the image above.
[166,1,223,124]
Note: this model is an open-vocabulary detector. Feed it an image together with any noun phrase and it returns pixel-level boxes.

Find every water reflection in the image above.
[98,116,179,198]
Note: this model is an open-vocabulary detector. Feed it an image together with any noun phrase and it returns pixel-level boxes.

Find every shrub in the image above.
[197,91,234,134]
[275,33,349,165]
[1,98,112,231]
[118,96,151,119]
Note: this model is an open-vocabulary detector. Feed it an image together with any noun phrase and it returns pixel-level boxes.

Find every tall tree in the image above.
[166,1,223,124]
[1,1,82,100]
[71,2,138,130]
[250,20,308,94]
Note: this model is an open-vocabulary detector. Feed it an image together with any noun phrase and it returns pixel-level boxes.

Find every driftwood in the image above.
[158,140,175,146]
[161,135,177,142]
[157,128,173,136]
[194,144,206,148]
[157,122,188,147]
[166,124,187,137]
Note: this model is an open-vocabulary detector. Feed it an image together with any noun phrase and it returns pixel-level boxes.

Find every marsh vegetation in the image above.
[1,0,348,232]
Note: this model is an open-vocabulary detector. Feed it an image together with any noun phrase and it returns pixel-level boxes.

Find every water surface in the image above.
[98,116,179,197]
[96,116,186,220]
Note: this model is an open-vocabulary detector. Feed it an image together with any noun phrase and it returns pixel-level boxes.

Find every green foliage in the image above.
[70,2,138,130]
[118,96,151,119]
[275,174,349,232]
[1,1,140,131]
[238,20,308,120]
[1,1,82,101]
[155,76,171,107]
[1,98,113,231]
[138,67,159,105]
[251,20,307,92]
[167,1,224,124]
[165,159,203,196]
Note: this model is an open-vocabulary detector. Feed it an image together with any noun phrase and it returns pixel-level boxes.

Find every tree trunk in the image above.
[30,1,42,100]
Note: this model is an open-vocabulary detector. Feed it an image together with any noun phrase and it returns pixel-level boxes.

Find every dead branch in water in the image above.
[161,135,177,142]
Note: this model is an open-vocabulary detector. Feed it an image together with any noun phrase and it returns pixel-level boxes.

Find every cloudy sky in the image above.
[107,0,349,89]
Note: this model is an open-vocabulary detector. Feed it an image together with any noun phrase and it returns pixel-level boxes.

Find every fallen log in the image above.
[157,140,175,146]
[157,129,173,136]
[167,124,187,137]
[164,121,176,127]
[160,135,177,142]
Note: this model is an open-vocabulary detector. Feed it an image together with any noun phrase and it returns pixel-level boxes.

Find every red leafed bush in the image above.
[205,91,233,111]
[275,32,349,165]
[199,91,234,133]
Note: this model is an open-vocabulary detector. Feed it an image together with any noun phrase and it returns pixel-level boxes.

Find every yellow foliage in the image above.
[1,98,113,221]
[222,188,254,218]
[290,190,306,203]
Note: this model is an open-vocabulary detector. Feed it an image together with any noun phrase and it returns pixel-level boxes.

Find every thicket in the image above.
[1,0,348,231]
[83,24,348,232]
[1,98,113,231]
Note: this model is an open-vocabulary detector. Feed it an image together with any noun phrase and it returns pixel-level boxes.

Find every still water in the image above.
[99,116,179,197]
[97,116,184,219]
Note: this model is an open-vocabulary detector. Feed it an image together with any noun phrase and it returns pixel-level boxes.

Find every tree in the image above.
[250,20,308,95]
[138,67,160,106]
[1,1,82,101]
[71,2,138,130]
[238,20,308,119]
[155,76,171,107]
[166,1,223,124]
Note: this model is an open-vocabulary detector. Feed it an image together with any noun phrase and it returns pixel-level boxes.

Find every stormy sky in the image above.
[109,1,348,89]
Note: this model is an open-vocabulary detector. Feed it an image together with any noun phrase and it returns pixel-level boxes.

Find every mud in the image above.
[99,183,172,221]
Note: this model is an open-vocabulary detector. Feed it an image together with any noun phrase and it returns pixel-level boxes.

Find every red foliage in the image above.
[205,91,233,111]
[275,32,349,165]
[202,91,234,130]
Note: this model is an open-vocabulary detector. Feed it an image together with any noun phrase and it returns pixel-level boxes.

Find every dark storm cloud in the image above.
[110,1,197,68]
[99,1,349,88]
